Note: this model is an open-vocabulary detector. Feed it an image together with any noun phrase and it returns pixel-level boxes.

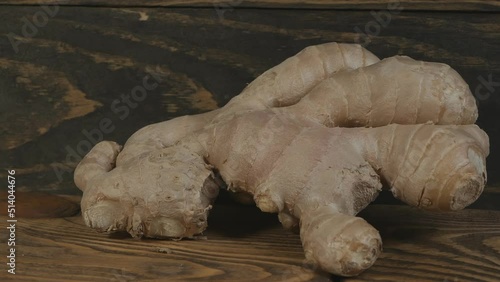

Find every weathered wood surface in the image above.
[0,0,499,11]
[0,4,499,282]
[0,204,499,281]
[0,7,500,205]
[0,191,79,218]
[0,7,498,201]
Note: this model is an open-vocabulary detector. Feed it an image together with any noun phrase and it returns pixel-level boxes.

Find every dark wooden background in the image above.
[0,1,499,281]
[0,1,499,196]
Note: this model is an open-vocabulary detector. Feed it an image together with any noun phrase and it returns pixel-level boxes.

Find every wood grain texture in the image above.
[0,6,498,281]
[0,7,498,201]
[0,0,499,12]
[0,4,498,282]
[0,191,79,218]
[0,204,499,281]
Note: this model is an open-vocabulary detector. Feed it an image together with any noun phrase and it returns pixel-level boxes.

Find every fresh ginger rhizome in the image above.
[74,43,489,277]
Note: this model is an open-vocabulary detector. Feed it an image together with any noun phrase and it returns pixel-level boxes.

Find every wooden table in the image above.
[0,1,499,281]
[1,195,500,281]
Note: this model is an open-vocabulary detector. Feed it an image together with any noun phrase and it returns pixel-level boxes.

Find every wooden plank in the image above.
[0,191,79,218]
[0,0,499,12]
[0,7,498,199]
[0,204,499,281]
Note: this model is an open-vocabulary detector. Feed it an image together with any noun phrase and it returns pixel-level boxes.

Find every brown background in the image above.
[0,1,499,198]
[0,1,499,281]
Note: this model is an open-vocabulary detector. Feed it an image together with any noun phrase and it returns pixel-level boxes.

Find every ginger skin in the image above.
[115,42,380,165]
[74,43,489,277]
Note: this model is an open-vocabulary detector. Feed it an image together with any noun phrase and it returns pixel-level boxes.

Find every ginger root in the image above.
[74,42,489,277]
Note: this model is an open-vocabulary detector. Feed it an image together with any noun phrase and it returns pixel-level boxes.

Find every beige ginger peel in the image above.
[74,43,489,276]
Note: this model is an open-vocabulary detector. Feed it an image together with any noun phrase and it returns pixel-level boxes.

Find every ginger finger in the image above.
[287,56,478,127]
